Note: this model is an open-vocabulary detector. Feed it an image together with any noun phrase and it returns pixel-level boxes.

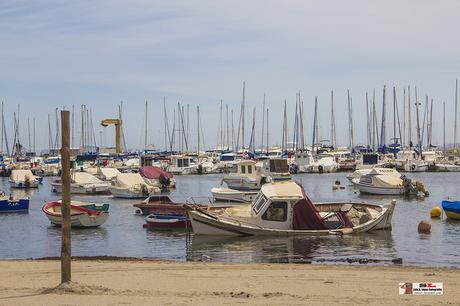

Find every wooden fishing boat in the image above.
[187,181,396,236]
[42,200,109,227]
[0,193,29,213]
[441,200,460,220]
[144,213,188,230]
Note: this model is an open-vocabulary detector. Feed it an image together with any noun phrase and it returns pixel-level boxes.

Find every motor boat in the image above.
[441,200,460,220]
[435,162,460,172]
[42,200,109,227]
[222,160,265,191]
[109,173,160,198]
[167,155,198,175]
[352,168,427,196]
[307,154,339,173]
[139,166,176,191]
[9,169,42,188]
[51,171,110,194]
[187,180,396,236]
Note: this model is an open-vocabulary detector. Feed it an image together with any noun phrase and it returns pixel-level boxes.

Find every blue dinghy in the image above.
[441,200,460,220]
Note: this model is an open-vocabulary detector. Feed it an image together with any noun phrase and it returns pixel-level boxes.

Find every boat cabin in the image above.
[229,160,259,176]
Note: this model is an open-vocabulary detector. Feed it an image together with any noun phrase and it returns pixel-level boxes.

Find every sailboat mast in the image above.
[226,104,229,150]
[454,79,458,151]
[393,87,396,147]
[330,90,336,148]
[197,105,200,153]
[144,100,148,151]
[261,94,265,151]
[33,117,36,154]
[27,118,31,154]
[415,87,422,156]
[312,97,318,153]
[242,81,245,150]
[408,86,412,147]
[366,92,370,148]
[402,88,406,148]
[266,107,269,153]
[443,101,446,152]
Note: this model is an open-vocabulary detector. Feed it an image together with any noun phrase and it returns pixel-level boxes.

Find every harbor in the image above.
[3,1,460,305]
[1,172,459,267]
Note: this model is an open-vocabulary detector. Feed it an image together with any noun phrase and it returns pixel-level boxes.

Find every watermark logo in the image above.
[399,283,443,295]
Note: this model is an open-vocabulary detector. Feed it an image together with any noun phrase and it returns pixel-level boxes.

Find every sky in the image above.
[1,0,460,152]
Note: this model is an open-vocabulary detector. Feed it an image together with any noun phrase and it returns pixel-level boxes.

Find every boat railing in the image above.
[185,196,215,206]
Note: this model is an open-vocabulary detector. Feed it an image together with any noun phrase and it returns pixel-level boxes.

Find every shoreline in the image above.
[0,259,457,305]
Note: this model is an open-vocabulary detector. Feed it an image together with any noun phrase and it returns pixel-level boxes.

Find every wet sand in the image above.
[0,259,456,305]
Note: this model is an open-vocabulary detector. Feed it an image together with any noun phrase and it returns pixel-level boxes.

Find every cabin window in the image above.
[241,165,246,174]
[184,159,189,167]
[262,201,287,222]
[177,159,183,167]
[253,194,267,215]
[247,165,252,174]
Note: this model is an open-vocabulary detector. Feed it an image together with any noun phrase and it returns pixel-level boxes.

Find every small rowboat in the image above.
[42,201,109,228]
[441,200,460,220]
[144,214,188,230]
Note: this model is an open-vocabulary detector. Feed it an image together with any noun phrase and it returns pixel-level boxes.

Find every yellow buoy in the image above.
[430,206,442,218]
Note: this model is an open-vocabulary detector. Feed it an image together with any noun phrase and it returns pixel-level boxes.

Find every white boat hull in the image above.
[45,212,108,228]
[51,183,109,194]
[9,180,39,188]
[109,186,158,199]
[223,177,260,191]
[353,182,404,195]
[211,187,257,203]
[435,163,460,172]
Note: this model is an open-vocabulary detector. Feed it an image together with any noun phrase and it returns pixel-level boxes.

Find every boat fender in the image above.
[411,164,416,171]
[318,165,324,173]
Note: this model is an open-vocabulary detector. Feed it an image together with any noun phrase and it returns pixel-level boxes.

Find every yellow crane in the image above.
[100,118,123,153]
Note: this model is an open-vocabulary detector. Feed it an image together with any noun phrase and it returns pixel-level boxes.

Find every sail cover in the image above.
[98,168,121,180]
[114,173,146,188]
[10,170,36,181]
[72,172,104,184]
[139,166,173,180]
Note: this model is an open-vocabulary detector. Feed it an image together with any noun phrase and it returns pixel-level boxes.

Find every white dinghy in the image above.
[187,181,396,236]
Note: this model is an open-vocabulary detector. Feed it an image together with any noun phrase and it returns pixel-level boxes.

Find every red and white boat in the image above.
[42,200,109,228]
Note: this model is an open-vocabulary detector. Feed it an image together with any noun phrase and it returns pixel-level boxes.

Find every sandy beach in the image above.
[0,259,456,305]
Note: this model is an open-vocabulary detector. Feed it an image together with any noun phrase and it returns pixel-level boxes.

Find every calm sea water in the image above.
[0,173,459,267]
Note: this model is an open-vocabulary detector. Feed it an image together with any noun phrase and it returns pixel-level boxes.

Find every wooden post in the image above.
[60,110,71,283]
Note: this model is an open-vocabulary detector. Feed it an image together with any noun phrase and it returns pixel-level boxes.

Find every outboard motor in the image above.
[289,163,298,174]
[159,174,171,190]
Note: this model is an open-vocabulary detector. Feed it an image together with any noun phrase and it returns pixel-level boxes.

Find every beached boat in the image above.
[144,213,188,230]
[9,169,42,188]
[139,166,176,190]
[211,187,258,203]
[187,181,396,236]
[51,171,110,194]
[109,173,160,198]
[0,193,29,213]
[352,168,426,195]
[441,200,460,220]
[42,200,109,227]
